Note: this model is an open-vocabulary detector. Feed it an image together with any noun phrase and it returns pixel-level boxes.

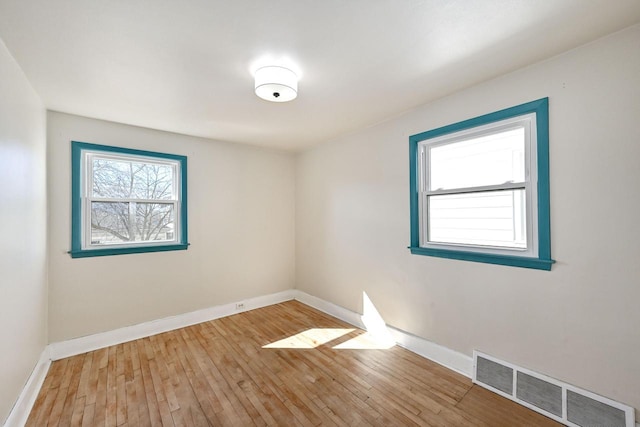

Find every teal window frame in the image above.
[70,141,188,258]
[409,98,554,270]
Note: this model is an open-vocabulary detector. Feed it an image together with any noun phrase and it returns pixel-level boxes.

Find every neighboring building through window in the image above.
[70,141,188,258]
[409,98,553,270]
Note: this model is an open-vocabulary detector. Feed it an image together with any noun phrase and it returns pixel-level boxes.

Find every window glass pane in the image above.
[428,189,526,249]
[134,203,175,242]
[90,201,131,244]
[92,158,174,200]
[429,127,525,190]
[90,202,175,245]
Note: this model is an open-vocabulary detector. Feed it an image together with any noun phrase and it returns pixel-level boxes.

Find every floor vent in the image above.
[473,351,635,427]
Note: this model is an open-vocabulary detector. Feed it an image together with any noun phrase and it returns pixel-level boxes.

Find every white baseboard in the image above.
[48,288,471,376]
[390,327,473,377]
[7,288,474,427]
[292,290,473,378]
[48,289,296,361]
[3,348,51,427]
[293,290,366,329]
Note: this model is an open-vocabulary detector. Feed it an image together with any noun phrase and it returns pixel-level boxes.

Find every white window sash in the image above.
[81,149,181,250]
[425,181,526,196]
[417,114,538,257]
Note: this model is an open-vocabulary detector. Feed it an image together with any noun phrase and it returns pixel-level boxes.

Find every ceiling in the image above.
[1,1,639,151]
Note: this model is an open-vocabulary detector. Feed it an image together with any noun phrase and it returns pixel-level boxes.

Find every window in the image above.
[409,98,553,270]
[70,141,188,258]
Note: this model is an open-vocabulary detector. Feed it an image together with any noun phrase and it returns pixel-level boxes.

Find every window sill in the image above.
[69,243,189,258]
[408,246,554,271]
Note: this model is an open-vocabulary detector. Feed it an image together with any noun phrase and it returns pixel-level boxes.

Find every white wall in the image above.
[296,24,640,415]
[0,40,47,423]
[48,112,296,342]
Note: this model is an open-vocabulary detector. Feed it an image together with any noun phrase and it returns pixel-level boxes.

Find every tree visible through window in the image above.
[90,157,175,244]
[70,142,188,258]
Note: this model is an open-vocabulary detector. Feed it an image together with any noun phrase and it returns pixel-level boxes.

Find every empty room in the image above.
[1,1,639,426]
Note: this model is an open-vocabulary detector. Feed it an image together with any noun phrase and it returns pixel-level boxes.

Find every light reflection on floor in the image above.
[263,292,396,350]
[262,328,355,349]
[332,331,395,349]
[262,327,395,350]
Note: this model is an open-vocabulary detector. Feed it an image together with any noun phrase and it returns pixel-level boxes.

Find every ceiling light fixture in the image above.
[254,66,298,102]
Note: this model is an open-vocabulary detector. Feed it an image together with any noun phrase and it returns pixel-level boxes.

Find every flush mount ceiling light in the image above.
[254,66,298,102]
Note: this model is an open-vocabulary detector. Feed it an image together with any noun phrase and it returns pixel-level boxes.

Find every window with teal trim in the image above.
[409,98,553,270]
[70,141,188,258]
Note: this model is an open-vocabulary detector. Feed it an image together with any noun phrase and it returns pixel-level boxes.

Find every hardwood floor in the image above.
[27,300,560,426]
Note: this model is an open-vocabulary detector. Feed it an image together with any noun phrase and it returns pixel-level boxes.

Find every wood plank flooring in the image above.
[27,300,560,426]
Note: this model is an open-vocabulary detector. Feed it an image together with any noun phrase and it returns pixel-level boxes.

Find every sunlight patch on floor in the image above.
[262,292,395,350]
[262,328,355,349]
[332,331,395,349]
